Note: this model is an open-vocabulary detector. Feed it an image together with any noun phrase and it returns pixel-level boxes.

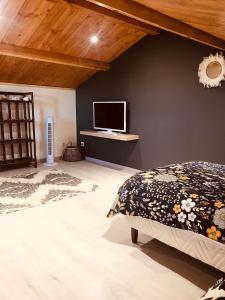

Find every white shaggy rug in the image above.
[0,169,98,215]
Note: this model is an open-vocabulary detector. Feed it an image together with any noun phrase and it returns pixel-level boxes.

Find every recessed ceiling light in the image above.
[90,35,99,44]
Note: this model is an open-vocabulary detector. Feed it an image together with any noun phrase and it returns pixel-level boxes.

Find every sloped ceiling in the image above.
[0,0,224,88]
[136,0,225,41]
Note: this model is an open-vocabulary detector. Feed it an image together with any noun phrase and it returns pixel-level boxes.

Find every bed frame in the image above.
[126,216,225,273]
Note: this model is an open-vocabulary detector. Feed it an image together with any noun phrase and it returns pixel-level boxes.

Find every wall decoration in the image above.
[198,53,225,88]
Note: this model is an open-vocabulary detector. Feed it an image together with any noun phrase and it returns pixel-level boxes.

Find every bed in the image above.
[107,161,225,272]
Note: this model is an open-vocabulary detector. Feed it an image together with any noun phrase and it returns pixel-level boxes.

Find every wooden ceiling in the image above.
[0,0,224,88]
[136,1,225,41]
[0,0,153,88]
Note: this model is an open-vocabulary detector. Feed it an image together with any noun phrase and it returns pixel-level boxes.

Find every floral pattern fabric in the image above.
[107,161,225,244]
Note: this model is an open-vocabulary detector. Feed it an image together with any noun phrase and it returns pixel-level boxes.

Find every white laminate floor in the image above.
[0,160,223,300]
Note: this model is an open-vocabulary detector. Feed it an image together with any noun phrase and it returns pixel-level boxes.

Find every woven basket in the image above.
[62,146,83,162]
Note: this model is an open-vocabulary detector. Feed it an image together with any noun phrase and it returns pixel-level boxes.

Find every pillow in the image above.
[200,278,225,300]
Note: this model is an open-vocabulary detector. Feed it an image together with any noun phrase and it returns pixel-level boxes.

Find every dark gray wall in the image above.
[76,32,225,170]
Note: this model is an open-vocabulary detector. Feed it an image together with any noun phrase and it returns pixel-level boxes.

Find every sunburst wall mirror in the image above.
[198,53,225,88]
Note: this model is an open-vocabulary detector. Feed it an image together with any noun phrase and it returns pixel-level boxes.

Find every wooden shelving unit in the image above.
[80,130,139,141]
[0,91,37,169]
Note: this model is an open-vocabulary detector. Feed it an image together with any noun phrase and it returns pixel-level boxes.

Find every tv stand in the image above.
[80,130,139,141]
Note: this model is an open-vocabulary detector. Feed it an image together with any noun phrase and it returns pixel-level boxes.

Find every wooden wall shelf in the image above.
[80,130,139,141]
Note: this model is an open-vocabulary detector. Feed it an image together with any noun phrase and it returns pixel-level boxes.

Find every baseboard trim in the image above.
[85,156,140,173]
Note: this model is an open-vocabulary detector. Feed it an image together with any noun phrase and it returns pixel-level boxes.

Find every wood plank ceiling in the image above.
[0,0,224,88]
[0,0,152,88]
[135,0,225,41]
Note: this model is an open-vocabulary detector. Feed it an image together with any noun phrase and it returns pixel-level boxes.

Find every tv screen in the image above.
[93,101,126,133]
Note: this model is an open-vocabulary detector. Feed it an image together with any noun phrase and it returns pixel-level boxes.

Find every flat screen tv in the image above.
[93,101,126,133]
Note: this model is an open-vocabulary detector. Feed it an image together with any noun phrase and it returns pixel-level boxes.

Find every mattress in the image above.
[108,162,225,246]
[125,215,225,273]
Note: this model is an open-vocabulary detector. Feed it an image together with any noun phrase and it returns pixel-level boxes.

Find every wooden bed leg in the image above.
[131,228,138,243]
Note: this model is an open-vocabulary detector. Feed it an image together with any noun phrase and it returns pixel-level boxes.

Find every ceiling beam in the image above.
[0,43,109,71]
[74,0,225,50]
[65,0,159,35]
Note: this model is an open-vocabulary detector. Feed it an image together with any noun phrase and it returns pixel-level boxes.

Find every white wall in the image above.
[0,83,76,160]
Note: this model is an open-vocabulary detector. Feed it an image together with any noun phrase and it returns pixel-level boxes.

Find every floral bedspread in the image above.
[107,161,225,244]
